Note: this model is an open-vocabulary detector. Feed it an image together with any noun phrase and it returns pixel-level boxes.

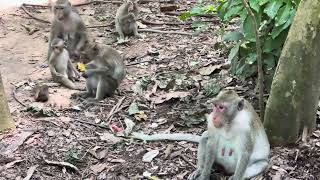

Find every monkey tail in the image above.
[131,132,201,143]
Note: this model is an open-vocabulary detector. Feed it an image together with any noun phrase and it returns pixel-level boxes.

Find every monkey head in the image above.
[210,90,244,128]
[53,0,72,21]
[80,42,100,61]
[51,38,65,54]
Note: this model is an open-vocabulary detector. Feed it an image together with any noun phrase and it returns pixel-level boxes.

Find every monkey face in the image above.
[54,3,71,21]
[211,94,244,128]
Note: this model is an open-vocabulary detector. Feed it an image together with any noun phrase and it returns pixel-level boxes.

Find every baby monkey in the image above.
[76,42,125,101]
[115,0,141,42]
[49,38,82,90]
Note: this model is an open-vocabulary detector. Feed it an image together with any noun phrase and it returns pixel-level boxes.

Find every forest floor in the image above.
[0,0,319,180]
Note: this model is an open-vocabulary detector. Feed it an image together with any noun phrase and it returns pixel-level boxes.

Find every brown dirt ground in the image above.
[0,1,319,180]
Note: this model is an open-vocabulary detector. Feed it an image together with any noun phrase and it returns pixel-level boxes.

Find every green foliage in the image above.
[181,0,301,86]
[179,5,216,20]
[219,0,300,80]
[64,149,82,165]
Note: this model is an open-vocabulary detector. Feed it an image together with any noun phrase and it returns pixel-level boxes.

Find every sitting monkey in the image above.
[48,0,88,60]
[75,42,125,101]
[49,38,82,90]
[132,90,270,180]
[115,0,142,42]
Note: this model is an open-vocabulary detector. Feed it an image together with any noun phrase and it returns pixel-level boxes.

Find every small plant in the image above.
[180,0,301,89]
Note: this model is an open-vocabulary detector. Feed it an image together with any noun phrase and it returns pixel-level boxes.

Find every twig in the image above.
[73,0,122,7]
[240,0,265,120]
[126,59,153,66]
[74,119,108,129]
[86,21,114,29]
[164,11,216,18]
[179,154,196,168]
[138,29,194,36]
[23,165,38,180]
[44,159,79,173]
[20,5,51,24]
[11,83,27,107]
[106,96,126,123]
[22,3,50,8]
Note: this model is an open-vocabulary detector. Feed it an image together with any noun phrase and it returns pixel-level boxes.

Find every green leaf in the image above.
[271,9,295,39]
[259,0,269,6]
[223,31,243,41]
[263,29,288,53]
[224,5,243,20]
[128,102,139,115]
[264,0,283,19]
[242,16,255,42]
[245,53,257,65]
[263,54,276,71]
[275,4,291,27]
[249,0,260,13]
[228,42,241,61]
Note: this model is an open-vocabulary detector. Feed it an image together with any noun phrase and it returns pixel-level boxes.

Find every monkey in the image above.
[49,38,82,90]
[47,0,88,61]
[75,42,125,101]
[115,0,142,42]
[33,85,49,102]
[188,90,270,180]
[131,90,270,180]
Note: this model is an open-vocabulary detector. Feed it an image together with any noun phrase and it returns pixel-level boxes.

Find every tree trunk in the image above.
[0,72,15,131]
[264,0,320,145]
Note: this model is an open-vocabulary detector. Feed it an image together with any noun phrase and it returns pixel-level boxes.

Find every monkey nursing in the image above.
[48,0,88,61]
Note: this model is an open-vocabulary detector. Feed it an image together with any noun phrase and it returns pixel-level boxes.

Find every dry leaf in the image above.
[90,163,108,174]
[152,91,191,104]
[99,132,122,144]
[198,64,222,76]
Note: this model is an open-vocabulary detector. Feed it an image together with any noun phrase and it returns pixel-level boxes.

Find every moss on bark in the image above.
[264,0,320,145]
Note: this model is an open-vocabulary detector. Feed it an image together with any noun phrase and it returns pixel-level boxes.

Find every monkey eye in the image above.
[214,104,225,112]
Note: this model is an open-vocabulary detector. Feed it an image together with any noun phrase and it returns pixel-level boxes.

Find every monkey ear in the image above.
[237,99,244,111]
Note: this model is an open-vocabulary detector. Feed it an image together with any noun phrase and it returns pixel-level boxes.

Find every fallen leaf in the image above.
[152,91,191,104]
[109,123,123,133]
[99,132,122,143]
[142,150,159,162]
[90,163,108,174]
[134,111,148,121]
[23,165,38,180]
[198,64,222,76]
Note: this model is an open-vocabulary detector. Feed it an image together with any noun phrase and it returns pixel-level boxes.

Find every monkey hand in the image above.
[82,72,90,79]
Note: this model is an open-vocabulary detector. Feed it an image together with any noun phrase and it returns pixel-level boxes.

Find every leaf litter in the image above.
[0,1,319,180]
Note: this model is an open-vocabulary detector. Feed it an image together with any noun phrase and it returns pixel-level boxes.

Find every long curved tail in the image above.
[131,132,201,143]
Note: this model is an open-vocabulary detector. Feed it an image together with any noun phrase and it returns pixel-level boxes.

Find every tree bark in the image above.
[264,0,320,145]
[0,72,15,131]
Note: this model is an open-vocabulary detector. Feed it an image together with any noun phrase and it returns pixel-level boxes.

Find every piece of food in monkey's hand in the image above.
[77,63,86,72]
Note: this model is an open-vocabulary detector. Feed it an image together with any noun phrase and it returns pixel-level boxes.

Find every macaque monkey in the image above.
[49,38,82,90]
[115,0,141,42]
[33,85,49,102]
[48,0,88,60]
[132,90,270,180]
[188,90,270,180]
[76,42,125,101]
